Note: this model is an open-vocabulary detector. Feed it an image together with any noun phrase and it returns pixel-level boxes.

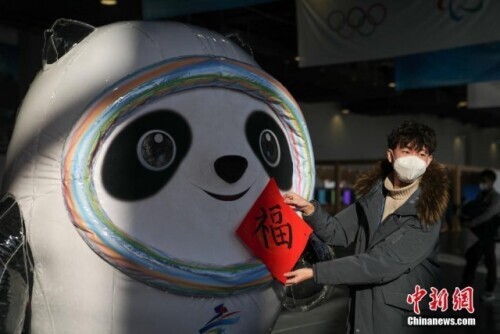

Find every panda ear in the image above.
[224,33,254,59]
[43,19,95,66]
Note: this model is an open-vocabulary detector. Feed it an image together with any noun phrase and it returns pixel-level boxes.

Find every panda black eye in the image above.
[245,111,292,190]
[101,110,191,200]
[259,129,280,167]
[137,130,176,171]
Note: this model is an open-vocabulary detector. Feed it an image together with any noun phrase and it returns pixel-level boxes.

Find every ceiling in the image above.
[1,0,500,127]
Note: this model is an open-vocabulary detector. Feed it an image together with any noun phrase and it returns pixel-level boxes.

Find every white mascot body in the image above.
[0,19,314,333]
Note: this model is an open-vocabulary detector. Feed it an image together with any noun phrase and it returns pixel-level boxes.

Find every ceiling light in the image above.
[388,82,396,88]
[457,101,467,108]
[101,0,117,6]
[294,56,301,62]
[341,108,350,114]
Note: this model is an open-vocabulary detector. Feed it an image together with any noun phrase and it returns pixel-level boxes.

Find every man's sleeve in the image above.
[469,192,500,227]
[312,218,439,286]
[304,201,360,248]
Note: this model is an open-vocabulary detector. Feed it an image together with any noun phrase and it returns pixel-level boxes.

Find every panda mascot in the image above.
[0,19,318,333]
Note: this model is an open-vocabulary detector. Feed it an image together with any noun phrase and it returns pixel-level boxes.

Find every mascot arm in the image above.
[0,194,33,334]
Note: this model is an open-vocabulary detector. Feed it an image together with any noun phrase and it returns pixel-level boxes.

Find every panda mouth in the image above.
[202,187,251,201]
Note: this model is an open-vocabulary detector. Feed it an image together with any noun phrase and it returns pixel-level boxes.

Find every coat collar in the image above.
[357,180,421,246]
[372,187,422,246]
[354,160,449,225]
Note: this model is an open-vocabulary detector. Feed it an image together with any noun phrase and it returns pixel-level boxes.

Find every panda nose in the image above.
[214,155,248,184]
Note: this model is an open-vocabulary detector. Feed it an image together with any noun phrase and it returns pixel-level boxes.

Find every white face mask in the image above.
[393,156,428,183]
[479,182,489,191]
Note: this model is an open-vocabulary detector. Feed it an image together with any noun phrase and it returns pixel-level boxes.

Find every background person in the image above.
[460,169,500,302]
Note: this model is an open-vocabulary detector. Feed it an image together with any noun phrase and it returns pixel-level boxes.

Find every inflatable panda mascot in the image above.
[0,19,315,333]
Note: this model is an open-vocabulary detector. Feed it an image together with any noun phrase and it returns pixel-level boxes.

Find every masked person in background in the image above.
[460,169,500,302]
[284,121,449,334]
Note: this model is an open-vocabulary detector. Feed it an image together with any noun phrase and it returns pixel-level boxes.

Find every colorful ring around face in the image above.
[62,56,315,297]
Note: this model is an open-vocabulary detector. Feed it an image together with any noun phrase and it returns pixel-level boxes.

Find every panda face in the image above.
[92,88,293,265]
[63,56,314,295]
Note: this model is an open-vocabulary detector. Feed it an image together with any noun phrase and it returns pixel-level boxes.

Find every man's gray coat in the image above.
[305,161,449,334]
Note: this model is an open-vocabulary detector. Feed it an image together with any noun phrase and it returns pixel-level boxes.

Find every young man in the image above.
[461,169,500,302]
[284,121,449,334]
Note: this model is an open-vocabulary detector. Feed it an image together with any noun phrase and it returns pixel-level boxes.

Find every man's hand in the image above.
[284,192,315,216]
[284,268,314,285]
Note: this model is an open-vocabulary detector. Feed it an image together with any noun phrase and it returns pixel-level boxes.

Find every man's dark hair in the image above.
[480,169,496,183]
[387,121,437,154]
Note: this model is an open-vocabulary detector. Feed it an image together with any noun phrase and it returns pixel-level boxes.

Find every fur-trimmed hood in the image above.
[354,160,450,225]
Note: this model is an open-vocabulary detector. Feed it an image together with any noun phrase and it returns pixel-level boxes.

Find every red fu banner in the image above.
[237,179,312,284]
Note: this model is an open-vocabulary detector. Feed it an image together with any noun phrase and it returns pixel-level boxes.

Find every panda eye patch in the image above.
[102,110,191,200]
[137,130,176,171]
[246,111,292,190]
[259,129,281,167]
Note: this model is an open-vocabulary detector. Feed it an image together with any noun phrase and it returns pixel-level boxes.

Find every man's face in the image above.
[480,177,493,191]
[387,143,433,165]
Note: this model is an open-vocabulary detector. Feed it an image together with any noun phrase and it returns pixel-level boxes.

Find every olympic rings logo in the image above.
[327,3,387,38]
[437,0,483,22]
